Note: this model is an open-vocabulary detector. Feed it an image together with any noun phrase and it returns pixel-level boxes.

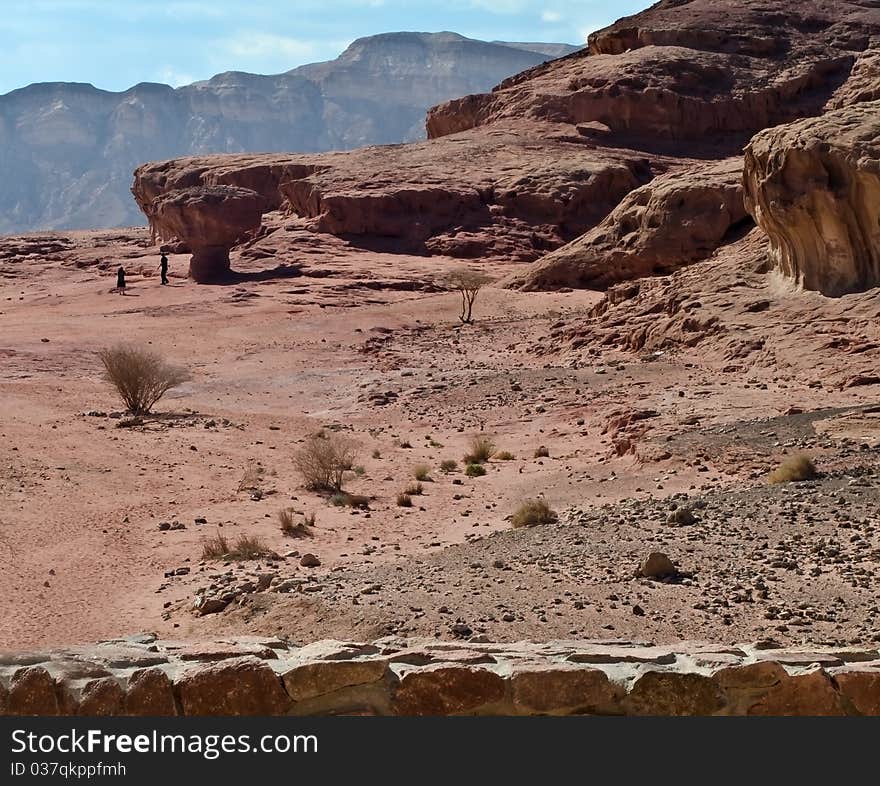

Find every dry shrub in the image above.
[330,492,369,509]
[494,450,515,461]
[279,508,313,538]
[511,499,558,528]
[98,344,190,416]
[237,462,265,493]
[201,532,272,560]
[413,464,432,481]
[534,445,550,458]
[404,481,424,496]
[396,493,413,507]
[464,435,495,465]
[294,432,358,492]
[768,454,817,484]
[201,532,229,560]
[440,459,458,473]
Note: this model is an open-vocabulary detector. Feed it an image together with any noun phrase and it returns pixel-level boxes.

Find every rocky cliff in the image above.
[128,1,880,293]
[0,33,574,234]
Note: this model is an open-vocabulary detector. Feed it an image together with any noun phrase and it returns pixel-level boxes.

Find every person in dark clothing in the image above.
[159,253,169,285]
[116,266,126,294]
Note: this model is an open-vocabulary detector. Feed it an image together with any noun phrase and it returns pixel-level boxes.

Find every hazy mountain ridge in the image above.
[0,33,578,233]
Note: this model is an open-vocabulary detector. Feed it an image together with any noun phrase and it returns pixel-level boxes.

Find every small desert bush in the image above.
[397,493,413,507]
[201,532,271,560]
[440,459,458,473]
[465,463,487,478]
[534,445,550,458]
[98,344,190,416]
[201,532,230,560]
[294,432,358,492]
[494,450,515,461]
[768,454,818,484]
[372,449,382,459]
[404,481,424,496]
[279,508,313,538]
[511,499,558,529]
[229,534,271,560]
[413,464,432,481]
[464,435,495,465]
[330,492,370,509]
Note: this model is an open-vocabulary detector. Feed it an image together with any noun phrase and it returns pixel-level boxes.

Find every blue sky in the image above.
[0,0,648,95]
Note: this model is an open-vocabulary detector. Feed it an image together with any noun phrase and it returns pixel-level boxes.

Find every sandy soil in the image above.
[2,227,879,650]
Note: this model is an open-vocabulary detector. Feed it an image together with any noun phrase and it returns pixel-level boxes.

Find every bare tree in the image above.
[294,432,358,492]
[443,268,493,324]
[98,344,190,415]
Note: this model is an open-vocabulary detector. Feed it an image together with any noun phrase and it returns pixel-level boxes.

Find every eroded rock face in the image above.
[426,0,880,143]
[133,129,661,263]
[148,186,267,282]
[743,100,880,296]
[507,157,747,290]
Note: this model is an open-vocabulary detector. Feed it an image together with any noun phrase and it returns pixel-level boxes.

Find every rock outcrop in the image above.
[507,157,748,290]
[426,0,880,144]
[0,34,574,234]
[126,0,880,288]
[2,635,879,716]
[132,126,663,263]
[149,186,267,282]
[743,100,880,296]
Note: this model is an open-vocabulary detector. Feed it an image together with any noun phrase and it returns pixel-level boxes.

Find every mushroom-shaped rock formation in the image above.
[150,186,267,282]
[744,100,880,297]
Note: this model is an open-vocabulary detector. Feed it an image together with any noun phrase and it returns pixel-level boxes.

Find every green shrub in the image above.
[465,463,487,477]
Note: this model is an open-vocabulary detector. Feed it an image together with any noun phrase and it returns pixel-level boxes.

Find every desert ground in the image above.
[3,225,880,652]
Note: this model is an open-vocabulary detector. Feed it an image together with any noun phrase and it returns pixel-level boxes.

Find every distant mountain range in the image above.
[0,32,578,234]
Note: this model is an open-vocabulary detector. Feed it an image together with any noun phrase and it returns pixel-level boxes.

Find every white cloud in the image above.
[156,66,196,87]
[541,10,562,23]
[219,32,317,60]
[468,0,528,14]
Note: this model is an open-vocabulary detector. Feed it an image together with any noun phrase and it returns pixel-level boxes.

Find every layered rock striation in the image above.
[743,100,880,296]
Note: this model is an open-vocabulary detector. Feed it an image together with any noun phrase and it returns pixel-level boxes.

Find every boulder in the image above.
[175,656,291,716]
[637,552,677,579]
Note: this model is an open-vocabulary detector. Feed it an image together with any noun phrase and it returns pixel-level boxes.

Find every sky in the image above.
[0,0,649,95]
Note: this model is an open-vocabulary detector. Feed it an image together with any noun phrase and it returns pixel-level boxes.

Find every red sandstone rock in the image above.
[176,656,291,716]
[507,158,747,290]
[744,100,880,296]
[6,666,60,716]
[391,665,506,715]
[146,186,267,283]
[624,670,726,716]
[78,677,125,716]
[123,668,177,716]
[510,665,621,714]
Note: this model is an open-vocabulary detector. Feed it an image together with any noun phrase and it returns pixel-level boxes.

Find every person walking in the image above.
[116,266,126,295]
[159,252,169,285]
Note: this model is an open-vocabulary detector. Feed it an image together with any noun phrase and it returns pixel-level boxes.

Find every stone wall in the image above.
[2,636,878,716]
